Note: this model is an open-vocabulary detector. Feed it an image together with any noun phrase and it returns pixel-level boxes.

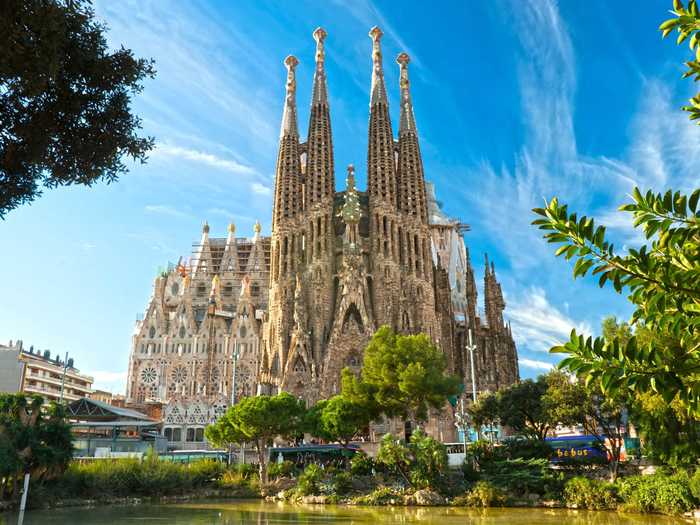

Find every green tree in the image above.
[341,326,460,425]
[659,0,700,122]
[205,392,306,484]
[468,392,501,432]
[608,318,700,466]
[375,430,447,490]
[0,0,155,218]
[318,395,370,446]
[532,188,700,413]
[0,394,73,501]
[497,376,553,440]
[577,378,627,481]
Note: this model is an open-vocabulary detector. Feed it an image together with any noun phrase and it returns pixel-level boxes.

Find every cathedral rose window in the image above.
[141,367,157,384]
[171,366,188,384]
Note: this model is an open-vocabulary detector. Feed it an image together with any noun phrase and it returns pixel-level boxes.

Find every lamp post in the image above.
[466,329,479,440]
[467,329,477,403]
[59,351,69,403]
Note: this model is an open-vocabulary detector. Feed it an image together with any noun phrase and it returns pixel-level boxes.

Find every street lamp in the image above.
[59,352,69,403]
[466,329,477,403]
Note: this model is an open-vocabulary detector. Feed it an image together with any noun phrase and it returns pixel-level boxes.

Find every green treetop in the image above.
[342,326,461,424]
[205,392,306,484]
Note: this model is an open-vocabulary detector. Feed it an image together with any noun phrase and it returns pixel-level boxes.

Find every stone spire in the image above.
[193,221,213,275]
[367,26,397,208]
[273,56,302,228]
[306,27,335,209]
[220,222,239,273]
[311,27,329,106]
[396,52,427,222]
[484,254,506,332]
[397,52,417,134]
[280,55,299,139]
[369,26,388,106]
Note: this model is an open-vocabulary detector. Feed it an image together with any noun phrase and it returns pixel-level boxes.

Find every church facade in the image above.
[125,27,519,448]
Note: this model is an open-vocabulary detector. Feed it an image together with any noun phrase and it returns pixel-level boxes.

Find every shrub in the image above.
[230,462,257,479]
[330,471,353,496]
[296,464,324,496]
[481,458,564,498]
[187,459,225,486]
[350,452,375,476]
[500,438,552,460]
[409,430,448,490]
[563,476,617,510]
[618,472,695,515]
[454,481,505,507]
[268,460,296,479]
[352,486,401,506]
[690,469,700,501]
[461,460,480,484]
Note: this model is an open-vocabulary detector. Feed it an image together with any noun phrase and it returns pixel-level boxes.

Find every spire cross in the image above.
[284,55,299,94]
[313,27,327,66]
[368,26,388,106]
[346,164,355,188]
[369,26,383,65]
[397,52,410,89]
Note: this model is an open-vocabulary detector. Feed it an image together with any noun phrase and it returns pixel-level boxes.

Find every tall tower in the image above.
[393,52,438,340]
[367,26,400,330]
[303,27,336,366]
[484,255,505,333]
[266,55,303,392]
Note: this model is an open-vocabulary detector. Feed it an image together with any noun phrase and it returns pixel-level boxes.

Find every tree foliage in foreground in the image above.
[533,188,700,414]
[0,394,73,501]
[0,0,155,218]
[205,392,305,485]
[603,317,700,467]
[660,0,700,122]
[341,326,460,424]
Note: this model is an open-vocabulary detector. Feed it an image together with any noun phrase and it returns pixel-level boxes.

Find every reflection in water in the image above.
[0,500,689,525]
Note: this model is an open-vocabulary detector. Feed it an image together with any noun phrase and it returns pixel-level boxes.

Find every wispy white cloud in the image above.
[507,286,592,353]
[144,204,191,218]
[626,79,700,192]
[152,143,258,176]
[519,358,555,371]
[250,182,273,196]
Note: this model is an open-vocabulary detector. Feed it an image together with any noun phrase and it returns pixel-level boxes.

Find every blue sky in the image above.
[1,0,699,393]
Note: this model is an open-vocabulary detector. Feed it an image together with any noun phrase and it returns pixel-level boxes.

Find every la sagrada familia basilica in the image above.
[125,27,519,446]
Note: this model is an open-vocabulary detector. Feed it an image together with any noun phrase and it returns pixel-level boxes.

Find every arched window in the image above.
[148,326,156,338]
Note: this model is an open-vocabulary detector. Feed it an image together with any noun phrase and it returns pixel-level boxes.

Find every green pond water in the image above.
[0,500,690,524]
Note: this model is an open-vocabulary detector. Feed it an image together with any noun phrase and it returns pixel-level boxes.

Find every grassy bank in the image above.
[269,452,700,517]
[24,457,260,510]
[16,450,700,517]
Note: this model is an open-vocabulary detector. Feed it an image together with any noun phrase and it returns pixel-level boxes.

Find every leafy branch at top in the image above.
[660,0,700,122]
[532,187,700,415]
